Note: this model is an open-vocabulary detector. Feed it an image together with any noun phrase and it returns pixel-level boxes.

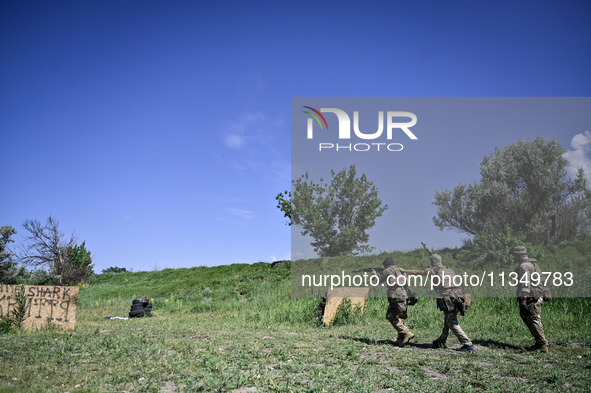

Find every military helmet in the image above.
[511,246,527,255]
[382,257,395,267]
[429,254,442,268]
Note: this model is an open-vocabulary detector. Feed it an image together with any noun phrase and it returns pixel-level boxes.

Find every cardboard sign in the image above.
[0,285,80,330]
[323,287,369,326]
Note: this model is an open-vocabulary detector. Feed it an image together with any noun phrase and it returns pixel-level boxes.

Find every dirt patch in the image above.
[420,366,449,382]
[233,387,258,392]
[99,329,113,334]
[386,366,403,373]
[569,342,584,348]
[360,351,393,359]
[161,381,176,393]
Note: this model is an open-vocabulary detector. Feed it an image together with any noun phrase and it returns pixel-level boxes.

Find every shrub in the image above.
[331,297,364,326]
[29,268,52,285]
[0,284,27,333]
[102,266,128,274]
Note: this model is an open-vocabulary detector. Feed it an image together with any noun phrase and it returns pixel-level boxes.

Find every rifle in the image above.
[421,241,432,256]
[401,268,427,275]
[351,267,384,274]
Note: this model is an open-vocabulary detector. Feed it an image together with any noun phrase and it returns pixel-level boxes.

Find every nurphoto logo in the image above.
[303,106,418,152]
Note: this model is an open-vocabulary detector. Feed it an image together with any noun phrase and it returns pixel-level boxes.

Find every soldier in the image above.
[371,257,415,347]
[512,246,549,353]
[410,243,475,352]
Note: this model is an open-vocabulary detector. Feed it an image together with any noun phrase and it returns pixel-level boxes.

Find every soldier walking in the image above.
[512,246,549,353]
[372,257,415,347]
[410,243,475,352]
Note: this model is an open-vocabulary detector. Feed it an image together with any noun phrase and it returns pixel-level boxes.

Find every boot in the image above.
[457,344,476,352]
[397,331,415,347]
[432,339,446,349]
[528,343,549,353]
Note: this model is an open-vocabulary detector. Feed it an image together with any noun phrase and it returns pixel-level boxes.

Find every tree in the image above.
[432,136,591,244]
[275,191,292,225]
[58,241,94,285]
[0,225,18,284]
[289,164,388,257]
[19,215,94,285]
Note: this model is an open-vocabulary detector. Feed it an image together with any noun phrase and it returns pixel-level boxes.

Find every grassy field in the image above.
[1,244,591,392]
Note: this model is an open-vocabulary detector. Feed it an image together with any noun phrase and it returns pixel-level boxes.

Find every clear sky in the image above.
[1,1,590,273]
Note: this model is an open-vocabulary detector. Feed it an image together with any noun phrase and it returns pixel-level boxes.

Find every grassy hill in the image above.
[1,241,591,391]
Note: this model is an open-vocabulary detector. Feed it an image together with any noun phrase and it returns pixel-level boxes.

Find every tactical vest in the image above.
[516,258,552,301]
[383,265,419,306]
[433,265,469,314]
[439,266,458,289]
[384,265,405,289]
[432,266,459,296]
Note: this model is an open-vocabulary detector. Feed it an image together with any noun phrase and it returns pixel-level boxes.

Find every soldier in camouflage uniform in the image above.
[419,251,475,352]
[512,246,549,353]
[372,257,415,347]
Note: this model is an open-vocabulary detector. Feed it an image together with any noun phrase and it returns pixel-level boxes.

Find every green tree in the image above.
[56,241,94,285]
[290,164,388,257]
[433,136,591,245]
[275,190,292,225]
[0,225,18,284]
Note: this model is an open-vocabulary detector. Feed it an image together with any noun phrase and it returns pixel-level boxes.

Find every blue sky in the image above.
[1,1,590,272]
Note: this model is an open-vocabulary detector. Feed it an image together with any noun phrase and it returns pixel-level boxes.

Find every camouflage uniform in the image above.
[512,246,549,352]
[426,254,474,350]
[376,258,414,346]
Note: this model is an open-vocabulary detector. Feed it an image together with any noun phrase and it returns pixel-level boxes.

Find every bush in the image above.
[331,297,364,326]
[29,268,52,285]
[102,266,128,274]
[0,284,27,333]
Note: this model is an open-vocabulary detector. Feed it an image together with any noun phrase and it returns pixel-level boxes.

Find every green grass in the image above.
[1,242,591,392]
